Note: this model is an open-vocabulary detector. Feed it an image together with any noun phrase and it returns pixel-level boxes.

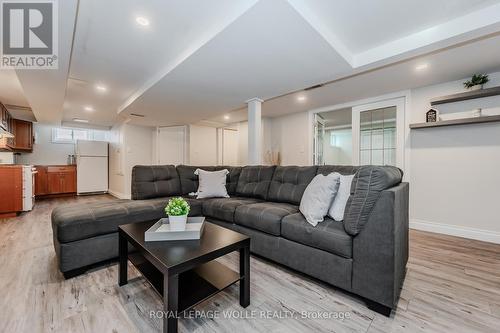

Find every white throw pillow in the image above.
[299,173,340,227]
[194,169,230,199]
[328,174,355,222]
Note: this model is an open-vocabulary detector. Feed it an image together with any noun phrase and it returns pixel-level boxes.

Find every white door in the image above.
[77,156,108,193]
[352,97,405,168]
[157,126,186,165]
[222,128,238,166]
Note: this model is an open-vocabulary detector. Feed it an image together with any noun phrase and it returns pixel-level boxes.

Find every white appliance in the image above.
[22,165,35,211]
[76,140,109,194]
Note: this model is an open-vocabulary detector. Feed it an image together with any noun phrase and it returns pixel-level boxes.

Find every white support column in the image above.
[246,97,263,165]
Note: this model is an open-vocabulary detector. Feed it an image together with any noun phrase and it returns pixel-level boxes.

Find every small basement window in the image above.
[51,128,109,143]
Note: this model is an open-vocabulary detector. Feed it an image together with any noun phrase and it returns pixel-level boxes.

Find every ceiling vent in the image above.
[304,84,324,91]
[130,113,145,118]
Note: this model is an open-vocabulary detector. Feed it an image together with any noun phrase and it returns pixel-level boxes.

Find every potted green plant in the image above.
[164,197,190,231]
[463,74,489,90]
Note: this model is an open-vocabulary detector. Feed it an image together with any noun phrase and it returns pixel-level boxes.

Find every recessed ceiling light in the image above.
[224,115,230,120]
[297,95,306,102]
[84,106,95,112]
[73,118,89,123]
[415,63,429,71]
[136,16,150,26]
[95,84,107,92]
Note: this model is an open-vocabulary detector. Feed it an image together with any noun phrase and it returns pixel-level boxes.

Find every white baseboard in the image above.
[108,190,131,200]
[410,219,500,244]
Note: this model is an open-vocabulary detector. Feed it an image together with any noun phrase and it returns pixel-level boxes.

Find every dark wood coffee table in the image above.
[118,221,251,333]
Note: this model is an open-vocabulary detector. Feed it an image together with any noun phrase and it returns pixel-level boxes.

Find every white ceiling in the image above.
[4,0,500,128]
[0,70,29,108]
[295,0,500,53]
[121,0,352,126]
[209,31,500,124]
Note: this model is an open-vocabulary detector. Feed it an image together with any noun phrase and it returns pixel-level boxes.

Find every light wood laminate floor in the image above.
[1,195,499,332]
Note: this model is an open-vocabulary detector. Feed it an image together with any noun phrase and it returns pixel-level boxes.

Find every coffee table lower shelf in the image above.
[129,252,240,312]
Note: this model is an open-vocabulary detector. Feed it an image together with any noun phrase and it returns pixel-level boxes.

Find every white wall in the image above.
[269,112,310,165]
[108,123,154,199]
[17,123,75,165]
[269,71,500,243]
[235,118,272,165]
[408,72,500,243]
[0,152,14,164]
[108,123,126,197]
[188,125,217,165]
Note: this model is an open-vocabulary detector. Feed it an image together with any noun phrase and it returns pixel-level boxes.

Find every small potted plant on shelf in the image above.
[165,197,190,231]
[463,74,489,90]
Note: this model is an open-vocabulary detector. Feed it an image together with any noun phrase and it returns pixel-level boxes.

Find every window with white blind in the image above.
[51,128,109,143]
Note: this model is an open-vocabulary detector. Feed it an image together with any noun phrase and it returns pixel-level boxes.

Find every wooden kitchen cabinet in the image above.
[0,102,33,152]
[0,166,23,217]
[35,165,77,197]
[34,166,48,195]
[12,119,33,151]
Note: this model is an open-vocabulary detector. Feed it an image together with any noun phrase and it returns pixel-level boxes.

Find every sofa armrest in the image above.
[351,182,409,309]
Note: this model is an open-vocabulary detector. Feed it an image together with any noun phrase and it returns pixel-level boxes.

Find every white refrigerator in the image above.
[76,140,108,194]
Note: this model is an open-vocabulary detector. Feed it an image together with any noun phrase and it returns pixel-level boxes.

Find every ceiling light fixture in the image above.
[136,16,150,26]
[73,118,89,123]
[95,84,107,92]
[415,63,429,71]
[224,115,230,120]
[84,106,95,112]
[297,96,306,102]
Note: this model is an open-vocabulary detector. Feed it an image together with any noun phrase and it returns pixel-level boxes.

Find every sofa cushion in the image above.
[234,202,298,236]
[235,166,276,199]
[267,166,318,205]
[52,198,173,243]
[176,165,242,195]
[316,165,359,176]
[222,166,243,195]
[281,213,352,258]
[131,165,181,200]
[202,197,262,223]
[344,165,403,236]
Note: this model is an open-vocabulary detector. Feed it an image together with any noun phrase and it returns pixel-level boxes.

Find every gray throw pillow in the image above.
[299,173,340,226]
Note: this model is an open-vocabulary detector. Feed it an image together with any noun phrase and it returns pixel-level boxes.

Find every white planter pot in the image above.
[469,85,483,91]
[169,215,187,231]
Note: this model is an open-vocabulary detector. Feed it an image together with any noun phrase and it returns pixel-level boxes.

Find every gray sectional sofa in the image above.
[52,164,409,316]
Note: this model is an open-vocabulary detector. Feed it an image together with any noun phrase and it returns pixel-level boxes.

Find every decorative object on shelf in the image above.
[164,197,190,231]
[463,74,489,90]
[426,109,438,122]
[472,108,482,118]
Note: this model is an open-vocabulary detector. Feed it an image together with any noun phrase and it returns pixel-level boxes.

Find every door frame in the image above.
[313,114,326,165]
[308,90,409,172]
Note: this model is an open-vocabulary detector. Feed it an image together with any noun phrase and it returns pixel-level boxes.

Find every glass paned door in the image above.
[359,107,397,166]
[352,97,404,168]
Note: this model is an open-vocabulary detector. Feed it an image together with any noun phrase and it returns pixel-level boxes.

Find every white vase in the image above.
[169,215,187,231]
